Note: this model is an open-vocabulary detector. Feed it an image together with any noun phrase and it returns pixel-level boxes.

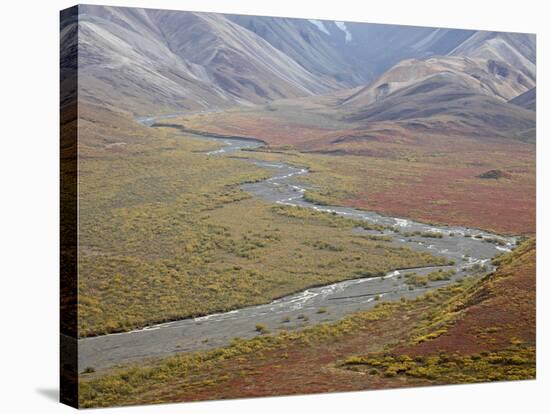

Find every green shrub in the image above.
[255,324,269,334]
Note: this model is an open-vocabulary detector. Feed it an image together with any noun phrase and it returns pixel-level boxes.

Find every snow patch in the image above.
[334,21,352,42]
[308,19,330,35]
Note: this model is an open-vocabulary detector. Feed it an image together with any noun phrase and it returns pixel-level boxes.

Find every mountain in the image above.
[343,72,535,139]
[70,5,341,115]
[449,31,536,83]
[340,55,534,111]
[63,4,536,132]
[226,15,363,85]
[145,10,340,97]
[336,30,536,142]
[229,16,477,85]
[509,87,536,111]
[67,6,501,115]
[329,23,477,81]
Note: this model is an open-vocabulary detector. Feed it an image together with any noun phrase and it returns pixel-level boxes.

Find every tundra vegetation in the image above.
[77,124,447,337]
[172,106,535,235]
[403,269,456,287]
[79,239,535,407]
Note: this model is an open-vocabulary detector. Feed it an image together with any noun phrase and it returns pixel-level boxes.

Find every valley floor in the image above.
[76,110,446,337]
[168,104,535,235]
[73,105,536,408]
[79,238,535,407]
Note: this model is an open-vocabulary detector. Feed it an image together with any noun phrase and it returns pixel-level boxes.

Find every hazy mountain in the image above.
[72,6,230,114]
[332,23,477,81]
[508,87,536,111]
[145,10,340,97]
[229,16,477,85]
[226,15,363,85]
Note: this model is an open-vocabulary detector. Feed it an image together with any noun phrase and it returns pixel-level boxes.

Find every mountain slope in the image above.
[343,72,535,141]
[230,17,477,86]
[336,30,536,142]
[340,30,535,106]
[336,23,476,81]
[449,31,536,83]
[341,54,534,111]
[146,10,339,98]
[74,6,231,114]
[509,87,536,110]
[72,5,341,115]
[67,6,536,119]
[227,15,363,85]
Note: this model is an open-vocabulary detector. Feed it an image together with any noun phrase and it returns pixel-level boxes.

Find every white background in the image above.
[0,0,547,412]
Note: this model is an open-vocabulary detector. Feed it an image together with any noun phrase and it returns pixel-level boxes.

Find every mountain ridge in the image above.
[64,4,536,148]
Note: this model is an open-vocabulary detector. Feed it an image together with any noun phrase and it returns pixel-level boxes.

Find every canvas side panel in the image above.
[60,4,79,409]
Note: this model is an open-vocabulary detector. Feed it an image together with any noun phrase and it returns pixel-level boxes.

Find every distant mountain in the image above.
[226,15,363,85]
[509,87,536,111]
[145,10,341,97]
[331,23,477,81]
[229,17,477,85]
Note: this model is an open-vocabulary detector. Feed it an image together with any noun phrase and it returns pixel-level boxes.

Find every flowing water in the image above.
[78,119,515,371]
